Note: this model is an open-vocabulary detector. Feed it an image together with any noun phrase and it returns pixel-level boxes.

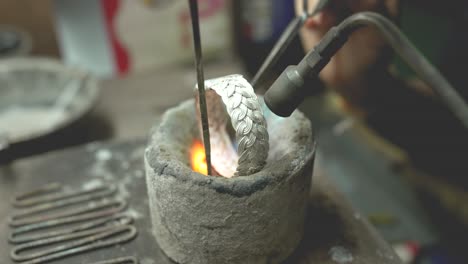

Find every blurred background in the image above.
[1,0,467,263]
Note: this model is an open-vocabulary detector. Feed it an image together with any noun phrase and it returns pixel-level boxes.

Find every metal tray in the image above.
[0,57,99,149]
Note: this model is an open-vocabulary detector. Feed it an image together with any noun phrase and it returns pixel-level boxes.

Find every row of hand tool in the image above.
[8,182,138,264]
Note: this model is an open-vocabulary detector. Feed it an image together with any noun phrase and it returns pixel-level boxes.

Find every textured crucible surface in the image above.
[145,99,315,264]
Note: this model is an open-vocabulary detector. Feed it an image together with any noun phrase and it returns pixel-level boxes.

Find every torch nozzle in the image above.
[264,27,346,117]
[264,12,468,131]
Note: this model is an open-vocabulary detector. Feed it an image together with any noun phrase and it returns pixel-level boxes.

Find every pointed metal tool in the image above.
[188,0,212,175]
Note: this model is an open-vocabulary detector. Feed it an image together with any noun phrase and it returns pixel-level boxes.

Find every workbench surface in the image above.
[0,139,400,264]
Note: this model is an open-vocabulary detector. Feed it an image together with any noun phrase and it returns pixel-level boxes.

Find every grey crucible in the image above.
[145,99,315,264]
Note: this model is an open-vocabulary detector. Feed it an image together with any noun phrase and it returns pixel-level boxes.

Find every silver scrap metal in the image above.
[196,74,269,177]
[8,182,137,263]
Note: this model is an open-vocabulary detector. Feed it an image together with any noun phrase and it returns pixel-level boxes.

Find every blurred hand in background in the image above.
[295,0,400,107]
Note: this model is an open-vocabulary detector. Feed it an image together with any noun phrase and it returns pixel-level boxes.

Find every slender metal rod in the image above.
[188,0,212,175]
[251,16,303,88]
[251,0,330,88]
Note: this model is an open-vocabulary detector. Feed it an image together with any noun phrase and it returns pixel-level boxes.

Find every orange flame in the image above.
[191,140,208,175]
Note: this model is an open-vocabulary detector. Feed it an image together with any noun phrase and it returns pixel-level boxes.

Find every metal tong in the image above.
[251,0,331,88]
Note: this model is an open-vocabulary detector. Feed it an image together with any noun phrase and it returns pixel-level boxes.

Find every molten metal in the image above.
[190,141,208,175]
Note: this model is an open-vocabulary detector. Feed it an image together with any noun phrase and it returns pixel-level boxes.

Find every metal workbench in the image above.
[0,61,402,263]
[0,139,400,263]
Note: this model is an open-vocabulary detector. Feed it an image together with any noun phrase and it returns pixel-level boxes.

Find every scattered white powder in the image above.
[127,208,143,220]
[0,107,67,141]
[329,246,353,263]
[82,179,104,190]
[95,149,112,161]
[89,159,113,181]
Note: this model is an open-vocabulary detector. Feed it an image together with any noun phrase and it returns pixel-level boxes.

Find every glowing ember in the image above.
[191,140,208,175]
